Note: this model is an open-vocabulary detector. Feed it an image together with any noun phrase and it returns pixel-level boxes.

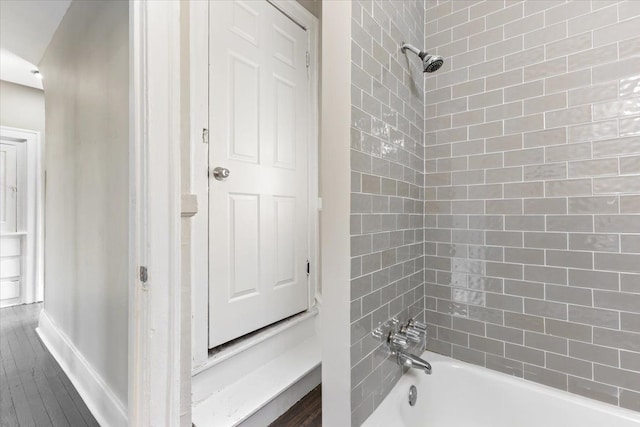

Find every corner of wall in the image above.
[349,0,426,424]
[319,1,353,426]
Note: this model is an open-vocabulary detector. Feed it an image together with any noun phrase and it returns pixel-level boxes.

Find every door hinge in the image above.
[307,260,310,277]
[202,128,209,144]
[139,266,148,283]
[306,51,310,69]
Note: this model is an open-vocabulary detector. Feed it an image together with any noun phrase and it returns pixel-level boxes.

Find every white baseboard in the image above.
[36,310,128,427]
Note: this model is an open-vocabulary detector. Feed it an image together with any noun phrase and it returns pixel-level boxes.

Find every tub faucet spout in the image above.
[397,351,432,375]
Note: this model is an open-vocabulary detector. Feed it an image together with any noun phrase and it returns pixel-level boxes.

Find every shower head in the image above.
[401,42,444,73]
[420,53,444,73]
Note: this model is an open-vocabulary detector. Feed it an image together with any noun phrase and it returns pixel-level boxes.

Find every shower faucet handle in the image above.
[403,326,422,343]
[388,331,409,351]
[408,318,428,333]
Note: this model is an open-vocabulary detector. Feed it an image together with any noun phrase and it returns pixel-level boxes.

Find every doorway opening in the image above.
[189,1,321,425]
[191,0,320,361]
[1,124,44,308]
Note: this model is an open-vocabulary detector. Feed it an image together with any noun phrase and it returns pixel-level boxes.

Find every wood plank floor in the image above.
[269,385,321,427]
[0,303,98,427]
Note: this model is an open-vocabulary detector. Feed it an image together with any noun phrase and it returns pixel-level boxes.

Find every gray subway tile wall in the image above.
[350,0,426,425]
[424,0,640,412]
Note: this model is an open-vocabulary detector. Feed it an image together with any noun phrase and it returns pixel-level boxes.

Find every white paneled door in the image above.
[208,0,310,347]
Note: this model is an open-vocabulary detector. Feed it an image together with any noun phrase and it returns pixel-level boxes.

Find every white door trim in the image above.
[0,126,43,305]
[191,0,320,369]
[190,0,210,369]
[128,1,182,425]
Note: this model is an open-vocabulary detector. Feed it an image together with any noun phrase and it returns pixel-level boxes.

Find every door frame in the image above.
[191,0,320,368]
[128,1,183,425]
[0,126,44,306]
[128,1,319,423]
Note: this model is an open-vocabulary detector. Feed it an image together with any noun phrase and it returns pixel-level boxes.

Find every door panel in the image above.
[209,0,309,347]
[274,77,297,168]
[0,236,20,256]
[0,258,20,279]
[228,193,260,299]
[274,196,296,287]
[0,280,20,301]
[229,55,260,162]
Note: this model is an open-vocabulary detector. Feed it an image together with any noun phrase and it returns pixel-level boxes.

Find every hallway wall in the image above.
[423,0,640,411]
[38,0,129,419]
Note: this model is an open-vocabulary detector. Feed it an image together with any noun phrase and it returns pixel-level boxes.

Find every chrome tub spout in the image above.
[397,351,432,375]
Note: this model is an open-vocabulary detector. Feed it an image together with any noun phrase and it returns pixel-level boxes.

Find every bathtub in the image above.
[363,351,640,427]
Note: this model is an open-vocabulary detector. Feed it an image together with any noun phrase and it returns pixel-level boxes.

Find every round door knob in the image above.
[212,167,230,181]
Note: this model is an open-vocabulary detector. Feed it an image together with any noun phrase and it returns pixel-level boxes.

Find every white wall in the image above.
[0,80,45,135]
[319,2,352,426]
[38,0,129,415]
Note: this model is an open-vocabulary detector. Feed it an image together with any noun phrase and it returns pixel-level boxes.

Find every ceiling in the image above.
[0,0,71,89]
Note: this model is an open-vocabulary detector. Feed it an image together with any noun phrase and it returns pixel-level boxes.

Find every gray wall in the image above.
[39,0,129,406]
[423,0,640,412]
[0,80,45,137]
[350,1,425,425]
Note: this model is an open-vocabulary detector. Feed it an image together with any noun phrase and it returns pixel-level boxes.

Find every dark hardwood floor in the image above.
[0,303,98,427]
[269,385,322,427]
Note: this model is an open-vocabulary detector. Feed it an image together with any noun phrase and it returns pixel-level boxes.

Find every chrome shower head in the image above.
[419,53,444,73]
[401,42,445,73]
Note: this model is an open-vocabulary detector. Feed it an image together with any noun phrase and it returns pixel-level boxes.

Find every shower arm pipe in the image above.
[401,42,423,58]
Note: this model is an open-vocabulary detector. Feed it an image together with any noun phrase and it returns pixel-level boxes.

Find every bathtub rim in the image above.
[373,350,640,423]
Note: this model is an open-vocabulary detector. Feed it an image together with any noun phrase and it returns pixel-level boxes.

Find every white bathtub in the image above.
[363,351,640,427]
